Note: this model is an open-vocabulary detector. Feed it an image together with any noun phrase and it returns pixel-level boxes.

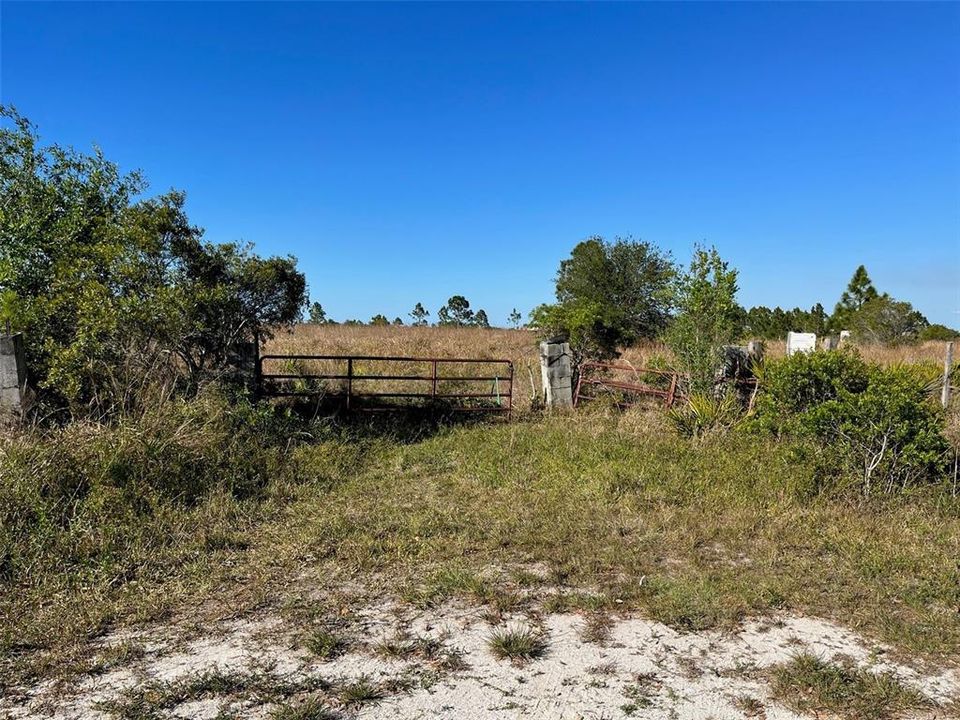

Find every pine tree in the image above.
[307,302,328,324]
[832,265,878,330]
[438,296,474,326]
[409,302,429,326]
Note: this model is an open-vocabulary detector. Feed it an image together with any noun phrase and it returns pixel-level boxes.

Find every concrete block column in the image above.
[0,333,27,415]
[539,340,573,408]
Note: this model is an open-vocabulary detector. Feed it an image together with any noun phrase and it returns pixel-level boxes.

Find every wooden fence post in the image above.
[942,341,954,409]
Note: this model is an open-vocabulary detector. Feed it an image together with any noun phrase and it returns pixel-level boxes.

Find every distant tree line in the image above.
[305,295,509,329]
[741,265,954,343]
[4,107,953,418]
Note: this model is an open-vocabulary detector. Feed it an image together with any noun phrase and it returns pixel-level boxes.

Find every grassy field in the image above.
[266,324,955,411]
[2,325,959,700]
[258,412,960,655]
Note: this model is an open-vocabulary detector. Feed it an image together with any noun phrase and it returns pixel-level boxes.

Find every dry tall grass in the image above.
[266,325,955,409]
[761,339,952,365]
[266,325,543,408]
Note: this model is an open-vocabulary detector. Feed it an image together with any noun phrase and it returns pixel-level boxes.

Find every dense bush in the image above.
[754,350,948,492]
[754,349,870,426]
[0,107,307,415]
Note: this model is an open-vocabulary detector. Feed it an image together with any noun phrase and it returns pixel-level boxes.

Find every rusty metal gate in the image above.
[573,362,679,409]
[256,354,513,414]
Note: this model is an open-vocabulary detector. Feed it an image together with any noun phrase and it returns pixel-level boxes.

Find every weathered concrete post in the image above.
[539,340,573,408]
[0,333,27,418]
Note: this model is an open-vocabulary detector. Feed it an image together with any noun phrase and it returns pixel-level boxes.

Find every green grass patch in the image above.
[770,653,932,719]
[4,405,960,690]
[96,666,330,719]
[278,415,960,659]
[336,675,383,708]
[305,628,347,660]
[487,625,547,663]
[270,697,338,720]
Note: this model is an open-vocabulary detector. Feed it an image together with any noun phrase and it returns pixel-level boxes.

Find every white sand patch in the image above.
[2,604,956,719]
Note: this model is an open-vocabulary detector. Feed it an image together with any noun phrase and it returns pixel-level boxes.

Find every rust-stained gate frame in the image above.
[573,362,679,409]
[256,354,513,414]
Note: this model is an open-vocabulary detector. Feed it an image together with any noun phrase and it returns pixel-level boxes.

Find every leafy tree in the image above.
[164,230,305,385]
[848,295,927,345]
[666,247,740,393]
[831,265,878,331]
[437,295,475,326]
[307,302,329,324]
[370,314,390,326]
[0,106,307,411]
[473,309,490,328]
[409,302,429,326]
[508,308,522,328]
[919,323,959,342]
[392,317,404,326]
[531,236,675,360]
[530,299,623,364]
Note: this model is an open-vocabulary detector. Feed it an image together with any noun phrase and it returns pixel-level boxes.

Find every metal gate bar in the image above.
[573,362,679,409]
[257,354,513,414]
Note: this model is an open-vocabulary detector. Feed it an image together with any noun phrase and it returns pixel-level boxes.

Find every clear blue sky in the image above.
[3,1,959,326]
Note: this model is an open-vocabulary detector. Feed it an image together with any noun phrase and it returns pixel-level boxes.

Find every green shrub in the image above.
[665,246,740,394]
[753,349,869,430]
[805,367,948,492]
[754,350,947,492]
